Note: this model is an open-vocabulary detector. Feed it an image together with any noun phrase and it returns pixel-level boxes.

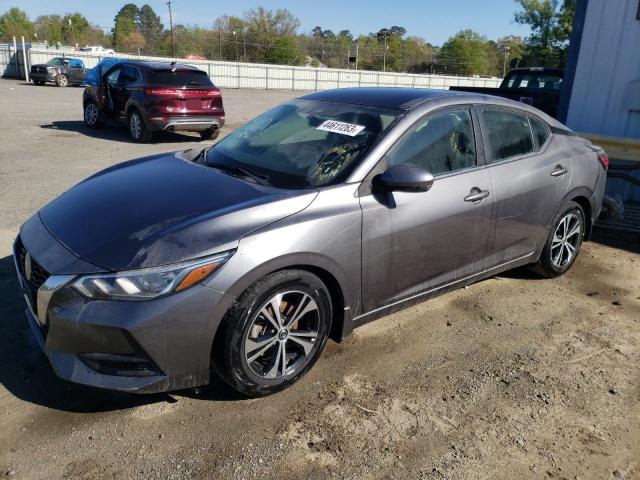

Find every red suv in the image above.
[83,61,225,142]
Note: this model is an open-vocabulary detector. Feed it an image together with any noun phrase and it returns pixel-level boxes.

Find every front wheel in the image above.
[55,74,68,87]
[83,101,104,128]
[533,201,585,278]
[128,110,152,143]
[214,269,332,397]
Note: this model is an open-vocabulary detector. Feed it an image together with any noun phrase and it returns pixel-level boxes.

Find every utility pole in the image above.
[167,1,175,58]
[233,30,238,62]
[382,33,388,72]
[68,18,76,48]
[218,26,222,60]
[502,46,510,78]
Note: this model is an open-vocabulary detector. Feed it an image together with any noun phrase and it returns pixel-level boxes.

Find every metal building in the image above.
[561,0,640,203]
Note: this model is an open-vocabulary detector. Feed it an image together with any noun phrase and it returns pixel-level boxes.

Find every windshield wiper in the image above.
[207,162,271,186]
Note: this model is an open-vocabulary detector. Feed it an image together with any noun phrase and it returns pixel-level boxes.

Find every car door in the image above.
[478,107,571,266]
[359,106,493,314]
[68,60,85,84]
[102,66,122,117]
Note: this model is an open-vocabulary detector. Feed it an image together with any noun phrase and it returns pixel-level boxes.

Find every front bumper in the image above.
[30,71,56,83]
[14,217,236,393]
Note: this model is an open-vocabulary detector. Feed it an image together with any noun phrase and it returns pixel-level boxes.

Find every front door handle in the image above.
[464,188,490,202]
[551,165,569,177]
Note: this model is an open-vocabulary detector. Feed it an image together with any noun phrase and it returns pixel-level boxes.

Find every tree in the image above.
[35,14,63,44]
[438,30,490,76]
[112,3,138,50]
[514,0,575,67]
[122,31,145,52]
[138,4,163,54]
[0,7,35,41]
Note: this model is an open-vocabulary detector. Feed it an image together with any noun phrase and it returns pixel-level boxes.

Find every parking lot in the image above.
[0,79,639,480]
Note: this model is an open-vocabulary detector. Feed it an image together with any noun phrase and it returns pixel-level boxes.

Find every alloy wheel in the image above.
[129,112,142,140]
[84,103,98,126]
[58,75,68,87]
[551,212,582,269]
[244,291,320,379]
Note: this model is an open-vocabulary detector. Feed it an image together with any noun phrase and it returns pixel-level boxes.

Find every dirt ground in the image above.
[0,79,639,480]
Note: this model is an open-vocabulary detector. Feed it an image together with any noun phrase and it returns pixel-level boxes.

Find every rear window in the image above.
[150,70,213,87]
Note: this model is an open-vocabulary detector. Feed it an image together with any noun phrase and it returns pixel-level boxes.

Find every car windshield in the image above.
[206,99,400,189]
[46,58,66,66]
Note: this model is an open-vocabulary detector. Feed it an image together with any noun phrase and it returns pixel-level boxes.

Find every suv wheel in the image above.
[199,128,220,141]
[215,269,332,397]
[128,110,152,143]
[533,201,585,278]
[56,74,68,87]
[83,101,104,128]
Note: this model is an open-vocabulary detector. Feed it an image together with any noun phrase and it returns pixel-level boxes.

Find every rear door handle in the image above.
[551,165,569,177]
[464,188,490,202]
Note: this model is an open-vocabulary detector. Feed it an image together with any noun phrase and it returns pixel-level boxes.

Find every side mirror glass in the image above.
[377,163,434,192]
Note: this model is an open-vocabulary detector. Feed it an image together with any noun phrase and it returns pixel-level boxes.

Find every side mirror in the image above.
[377,163,434,192]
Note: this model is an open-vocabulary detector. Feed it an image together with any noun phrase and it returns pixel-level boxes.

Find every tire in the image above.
[532,201,585,278]
[55,74,69,87]
[83,101,105,129]
[214,269,333,397]
[128,109,152,143]
[199,128,220,141]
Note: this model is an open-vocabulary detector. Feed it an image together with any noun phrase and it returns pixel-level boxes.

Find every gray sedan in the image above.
[14,88,607,396]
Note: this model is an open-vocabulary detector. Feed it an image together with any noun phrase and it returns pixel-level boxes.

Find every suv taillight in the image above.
[598,153,609,170]
[146,88,220,98]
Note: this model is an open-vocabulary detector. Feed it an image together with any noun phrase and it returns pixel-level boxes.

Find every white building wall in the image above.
[566,0,640,138]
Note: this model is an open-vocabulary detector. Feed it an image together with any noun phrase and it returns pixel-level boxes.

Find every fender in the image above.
[212,251,356,341]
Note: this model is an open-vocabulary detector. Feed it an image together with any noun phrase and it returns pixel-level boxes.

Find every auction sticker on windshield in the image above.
[316,120,366,137]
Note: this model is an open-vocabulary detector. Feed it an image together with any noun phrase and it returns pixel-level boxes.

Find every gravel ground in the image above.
[0,79,639,480]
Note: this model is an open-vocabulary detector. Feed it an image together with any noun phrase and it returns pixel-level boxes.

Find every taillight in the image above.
[598,153,609,170]
[146,88,220,98]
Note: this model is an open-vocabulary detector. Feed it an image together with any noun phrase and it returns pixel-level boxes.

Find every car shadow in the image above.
[0,255,240,412]
[40,120,205,144]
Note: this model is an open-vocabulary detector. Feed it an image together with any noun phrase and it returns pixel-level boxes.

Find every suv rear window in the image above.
[150,70,213,87]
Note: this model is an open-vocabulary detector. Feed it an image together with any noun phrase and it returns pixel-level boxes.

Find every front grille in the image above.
[15,236,50,322]
[30,66,46,74]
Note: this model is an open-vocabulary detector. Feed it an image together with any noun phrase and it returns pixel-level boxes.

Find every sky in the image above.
[2,0,531,46]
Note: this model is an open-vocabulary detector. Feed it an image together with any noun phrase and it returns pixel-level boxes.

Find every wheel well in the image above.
[571,196,592,240]
[291,265,345,343]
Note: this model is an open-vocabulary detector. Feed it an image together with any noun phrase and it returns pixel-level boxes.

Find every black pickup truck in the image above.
[450,67,564,118]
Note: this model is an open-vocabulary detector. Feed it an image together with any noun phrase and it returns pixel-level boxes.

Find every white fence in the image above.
[2,46,502,91]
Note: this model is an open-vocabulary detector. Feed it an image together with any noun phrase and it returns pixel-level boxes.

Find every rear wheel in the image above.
[128,109,152,143]
[199,128,220,141]
[214,269,332,397]
[83,101,104,128]
[533,201,585,278]
[55,74,68,87]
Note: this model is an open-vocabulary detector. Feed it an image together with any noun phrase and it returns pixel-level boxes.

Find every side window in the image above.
[530,116,550,150]
[105,67,121,85]
[385,108,477,176]
[118,66,139,84]
[481,109,534,162]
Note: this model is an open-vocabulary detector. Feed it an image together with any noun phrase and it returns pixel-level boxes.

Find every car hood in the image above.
[39,152,318,271]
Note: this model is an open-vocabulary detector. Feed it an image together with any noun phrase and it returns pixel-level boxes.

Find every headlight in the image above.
[72,251,233,301]
[47,67,56,72]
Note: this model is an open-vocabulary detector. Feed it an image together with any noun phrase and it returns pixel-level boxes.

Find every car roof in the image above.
[507,67,564,75]
[123,60,202,72]
[299,87,481,111]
